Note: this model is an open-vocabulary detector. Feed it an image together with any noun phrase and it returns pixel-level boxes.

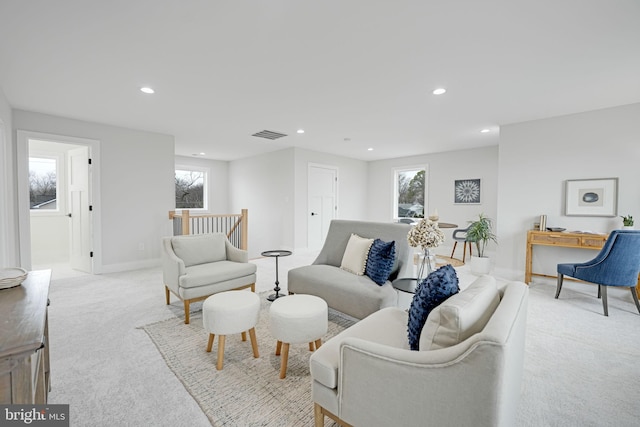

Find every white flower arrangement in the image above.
[407,218,445,249]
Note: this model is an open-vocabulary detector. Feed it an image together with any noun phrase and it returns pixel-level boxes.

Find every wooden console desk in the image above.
[0,270,51,404]
[525,230,640,298]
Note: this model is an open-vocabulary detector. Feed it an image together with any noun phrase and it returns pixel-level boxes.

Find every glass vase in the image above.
[417,248,436,283]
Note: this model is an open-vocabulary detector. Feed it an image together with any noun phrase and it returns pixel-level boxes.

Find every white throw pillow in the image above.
[419,275,500,350]
[340,233,374,275]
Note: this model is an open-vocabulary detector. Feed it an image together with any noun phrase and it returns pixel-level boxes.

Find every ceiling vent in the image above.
[252,130,288,140]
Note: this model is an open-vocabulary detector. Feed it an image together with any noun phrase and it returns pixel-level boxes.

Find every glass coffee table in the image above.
[392,277,420,294]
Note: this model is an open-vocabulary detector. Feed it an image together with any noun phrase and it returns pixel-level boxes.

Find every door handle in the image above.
[311,212,318,216]
[67,213,72,218]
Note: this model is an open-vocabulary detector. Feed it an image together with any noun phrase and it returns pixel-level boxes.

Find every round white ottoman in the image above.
[269,294,328,379]
[203,290,260,370]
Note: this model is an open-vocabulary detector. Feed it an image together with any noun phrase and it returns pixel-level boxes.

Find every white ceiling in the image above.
[1,1,639,161]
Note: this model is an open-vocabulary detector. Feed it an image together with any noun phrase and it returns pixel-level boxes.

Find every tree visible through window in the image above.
[395,167,426,218]
[175,169,205,209]
[29,157,57,210]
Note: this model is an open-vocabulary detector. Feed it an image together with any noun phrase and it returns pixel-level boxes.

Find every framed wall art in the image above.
[454,179,481,204]
[565,177,618,217]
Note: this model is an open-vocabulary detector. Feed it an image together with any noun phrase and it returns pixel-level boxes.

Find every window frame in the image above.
[29,153,63,216]
[175,165,209,212]
[392,165,428,220]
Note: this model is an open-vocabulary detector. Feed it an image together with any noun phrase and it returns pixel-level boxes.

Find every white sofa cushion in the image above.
[419,274,500,350]
[340,233,374,275]
[171,234,227,267]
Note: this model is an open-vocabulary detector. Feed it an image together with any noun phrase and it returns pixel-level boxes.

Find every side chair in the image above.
[450,227,474,262]
[556,230,640,316]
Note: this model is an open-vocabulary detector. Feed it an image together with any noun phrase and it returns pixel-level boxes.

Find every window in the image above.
[29,157,58,210]
[175,168,207,210]
[394,166,426,219]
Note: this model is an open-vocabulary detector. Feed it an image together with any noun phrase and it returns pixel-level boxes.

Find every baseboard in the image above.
[99,258,161,274]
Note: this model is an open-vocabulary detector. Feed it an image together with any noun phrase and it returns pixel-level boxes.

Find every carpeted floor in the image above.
[44,254,640,426]
[142,296,352,426]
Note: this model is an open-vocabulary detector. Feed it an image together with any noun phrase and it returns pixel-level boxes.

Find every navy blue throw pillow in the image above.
[407,264,459,350]
[365,239,396,285]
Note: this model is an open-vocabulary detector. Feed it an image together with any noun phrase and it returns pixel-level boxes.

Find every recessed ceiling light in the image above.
[480,129,490,133]
[199,152,206,156]
[367,148,373,151]
[297,129,305,134]
[140,87,155,94]
[432,88,446,95]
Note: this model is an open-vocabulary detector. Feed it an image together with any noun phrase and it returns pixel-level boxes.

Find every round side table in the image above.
[261,250,292,301]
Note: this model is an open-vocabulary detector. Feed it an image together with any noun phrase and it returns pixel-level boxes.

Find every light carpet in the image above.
[142,294,353,427]
[44,256,640,426]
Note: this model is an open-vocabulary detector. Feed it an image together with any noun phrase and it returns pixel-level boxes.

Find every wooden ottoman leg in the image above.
[206,334,215,352]
[216,335,226,370]
[241,331,247,341]
[279,343,290,379]
[249,328,259,358]
[165,286,170,305]
[275,340,282,356]
[309,342,315,351]
[315,339,322,350]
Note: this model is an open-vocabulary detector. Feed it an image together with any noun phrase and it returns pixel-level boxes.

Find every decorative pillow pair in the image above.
[407,264,460,351]
[340,233,396,285]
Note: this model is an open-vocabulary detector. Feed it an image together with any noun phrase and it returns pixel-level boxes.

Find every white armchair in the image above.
[162,233,257,324]
[310,276,529,427]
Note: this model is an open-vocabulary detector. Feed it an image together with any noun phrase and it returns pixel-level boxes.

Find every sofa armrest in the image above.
[162,238,186,287]
[337,336,506,426]
[225,239,249,263]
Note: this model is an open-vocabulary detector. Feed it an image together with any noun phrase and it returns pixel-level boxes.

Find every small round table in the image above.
[261,250,292,301]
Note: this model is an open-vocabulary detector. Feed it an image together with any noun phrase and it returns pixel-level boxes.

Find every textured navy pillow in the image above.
[407,264,459,350]
[365,239,396,285]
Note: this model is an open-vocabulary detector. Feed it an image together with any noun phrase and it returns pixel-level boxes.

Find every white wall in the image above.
[174,155,229,214]
[13,110,175,273]
[0,86,16,267]
[367,146,500,256]
[496,103,640,280]
[293,148,368,250]
[229,148,295,258]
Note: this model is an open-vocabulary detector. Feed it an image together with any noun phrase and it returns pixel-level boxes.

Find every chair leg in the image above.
[555,274,564,299]
[165,286,170,305]
[462,242,467,263]
[314,403,324,427]
[598,284,601,299]
[184,300,191,324]
[468,242,472,258]
[630,287,640,315]
[450,241,458,259]
[601,285,608,317]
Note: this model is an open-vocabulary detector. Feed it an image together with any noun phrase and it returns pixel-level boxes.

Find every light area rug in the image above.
[142,293,353,426]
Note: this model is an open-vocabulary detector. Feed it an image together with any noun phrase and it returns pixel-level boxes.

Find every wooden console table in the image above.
[0,269,51,404]
[525,230,640,298]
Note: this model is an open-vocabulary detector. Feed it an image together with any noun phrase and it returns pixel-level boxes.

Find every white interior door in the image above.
[68,146,92,272]
[308,164,337,250]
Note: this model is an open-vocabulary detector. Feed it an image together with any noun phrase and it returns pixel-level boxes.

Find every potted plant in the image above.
[621,214,634,230]
[466,213,497,275]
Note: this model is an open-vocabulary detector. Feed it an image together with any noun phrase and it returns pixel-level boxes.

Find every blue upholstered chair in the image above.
[450,227,474,262]
[556,230,640,316]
